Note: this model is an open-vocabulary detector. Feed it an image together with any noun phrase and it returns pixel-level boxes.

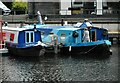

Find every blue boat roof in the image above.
[22,24,47,28]
[22,22,107,31]
[57,28,80,31]
[23,23,75,29]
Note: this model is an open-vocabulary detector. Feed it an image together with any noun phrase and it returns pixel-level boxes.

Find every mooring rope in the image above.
[80,44,99,54]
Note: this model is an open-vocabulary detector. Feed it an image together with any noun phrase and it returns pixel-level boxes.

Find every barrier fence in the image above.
[0,20,3,49]
[0,20,6,49]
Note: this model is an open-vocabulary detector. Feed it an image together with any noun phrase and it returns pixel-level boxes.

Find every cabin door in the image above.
[90,30,96,41]
[25,31,35,43]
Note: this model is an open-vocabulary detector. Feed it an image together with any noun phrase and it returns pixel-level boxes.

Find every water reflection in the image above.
[1,45,118,81]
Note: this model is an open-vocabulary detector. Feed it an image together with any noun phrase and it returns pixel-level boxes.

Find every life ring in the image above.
[72,32,79,38]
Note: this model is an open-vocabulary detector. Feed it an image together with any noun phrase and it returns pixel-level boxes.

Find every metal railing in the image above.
[0,9,119,23]
[0,9,120,15]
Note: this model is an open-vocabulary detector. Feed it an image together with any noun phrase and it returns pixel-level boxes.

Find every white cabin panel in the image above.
[3,30,19,43]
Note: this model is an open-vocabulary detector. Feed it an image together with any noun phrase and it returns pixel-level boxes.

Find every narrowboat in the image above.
[23,23,112,55]
[21,11,112,55]
[40,27,112,55]
[2,26,46,56]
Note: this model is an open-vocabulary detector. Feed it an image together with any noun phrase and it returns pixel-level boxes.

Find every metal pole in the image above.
[71,0,72,15]
[53,34,58,54]
[61,18,64,26]
[118,1,120,44]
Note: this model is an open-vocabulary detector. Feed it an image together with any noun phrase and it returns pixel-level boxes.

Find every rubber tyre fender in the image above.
[39,48,46,56]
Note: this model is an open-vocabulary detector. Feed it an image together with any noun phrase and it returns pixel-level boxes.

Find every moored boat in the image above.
[19,11,112,56]
[2,26,46,56]
[44,27,112,55]
[34,17,112,55]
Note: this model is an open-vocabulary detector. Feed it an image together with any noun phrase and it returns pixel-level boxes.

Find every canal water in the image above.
[1,44,119,82]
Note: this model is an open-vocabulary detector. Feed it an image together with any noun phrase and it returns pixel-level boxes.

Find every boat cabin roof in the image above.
[23,24,74,29]
[57,28,80,31]
[2,26,34,31]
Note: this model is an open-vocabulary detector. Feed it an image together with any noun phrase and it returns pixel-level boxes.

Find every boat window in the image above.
[25,31,34,43]
[61,33,66,39]
[31,33,33,42]
[26,33,29,42]
[60,33,66,44]
[10,33,15,42]
[61,33,66,36]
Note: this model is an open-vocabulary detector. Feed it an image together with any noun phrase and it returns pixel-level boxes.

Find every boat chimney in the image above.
[34,23,37,32]
[4,22,8,27]
[37,11,43,24]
